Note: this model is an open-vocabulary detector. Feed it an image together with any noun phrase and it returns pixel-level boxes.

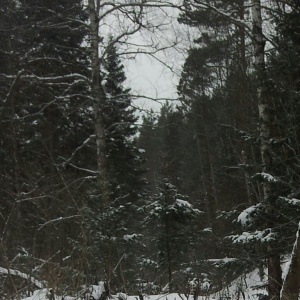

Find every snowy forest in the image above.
[1,0,300,299]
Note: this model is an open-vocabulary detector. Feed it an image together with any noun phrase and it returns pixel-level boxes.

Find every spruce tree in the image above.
[102,42,143,200]
[85,42,146,291]
[137,113,161,194]
[226,3,300,298]
[0,0,92,293]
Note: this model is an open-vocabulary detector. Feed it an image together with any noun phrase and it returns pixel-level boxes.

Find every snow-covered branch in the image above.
[191,0,252,31]
[0,267,44,288]
[0,72,89,83]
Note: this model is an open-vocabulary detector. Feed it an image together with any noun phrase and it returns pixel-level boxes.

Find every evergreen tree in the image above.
[225,2,300,298]
[102,42,143,201]
[85,42,146,291]
[156,103,185,187]
[146,179,202,291]
[0,0,92,292]
[137,104,212,291]
[176,44,257,267]
[230,0,300,271]
[137,113,161,194]
[0,2,25,289]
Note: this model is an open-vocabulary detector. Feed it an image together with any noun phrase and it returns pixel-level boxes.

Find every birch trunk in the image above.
[251,1,282,299]
[88,0,110,210]
[280,222,300,300]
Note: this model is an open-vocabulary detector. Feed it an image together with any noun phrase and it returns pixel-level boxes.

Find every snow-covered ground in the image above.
[20,269,268,300]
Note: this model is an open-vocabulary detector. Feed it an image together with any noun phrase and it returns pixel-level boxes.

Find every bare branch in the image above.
[38,215,82,231]
[59,135,96,165]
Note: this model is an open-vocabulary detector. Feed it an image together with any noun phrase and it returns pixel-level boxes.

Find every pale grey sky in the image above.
[123,20,196,113]
[97,1,196,113]
[125,50,181,112]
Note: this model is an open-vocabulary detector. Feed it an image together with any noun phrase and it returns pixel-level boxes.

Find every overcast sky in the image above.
[125,49,181,113]
[120,5,196,114]
[96,1,198,114]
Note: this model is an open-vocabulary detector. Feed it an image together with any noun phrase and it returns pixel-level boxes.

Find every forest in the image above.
[1,0,300,299]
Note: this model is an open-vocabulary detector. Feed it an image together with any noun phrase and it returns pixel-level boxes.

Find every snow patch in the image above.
[175,199,192,208]
[21,289,54,300]
[258,172,278,182]
[238,204,259,226]
[123,233,139,241]
[89,282,106,300]
[279,197,300,206]
[231,229,276,244]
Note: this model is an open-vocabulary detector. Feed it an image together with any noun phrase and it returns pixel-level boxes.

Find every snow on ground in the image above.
[21,289,51,300]
[20,269,268,300]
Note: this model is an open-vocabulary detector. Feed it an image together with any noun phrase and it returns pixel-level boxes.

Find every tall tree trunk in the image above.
[195,135,213,226]
[88,0,110,209]
[88,0,112,287]
[251,1,282,299]
[164,201,172,291]
[281,222,300,300]
[238,1,246,74]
